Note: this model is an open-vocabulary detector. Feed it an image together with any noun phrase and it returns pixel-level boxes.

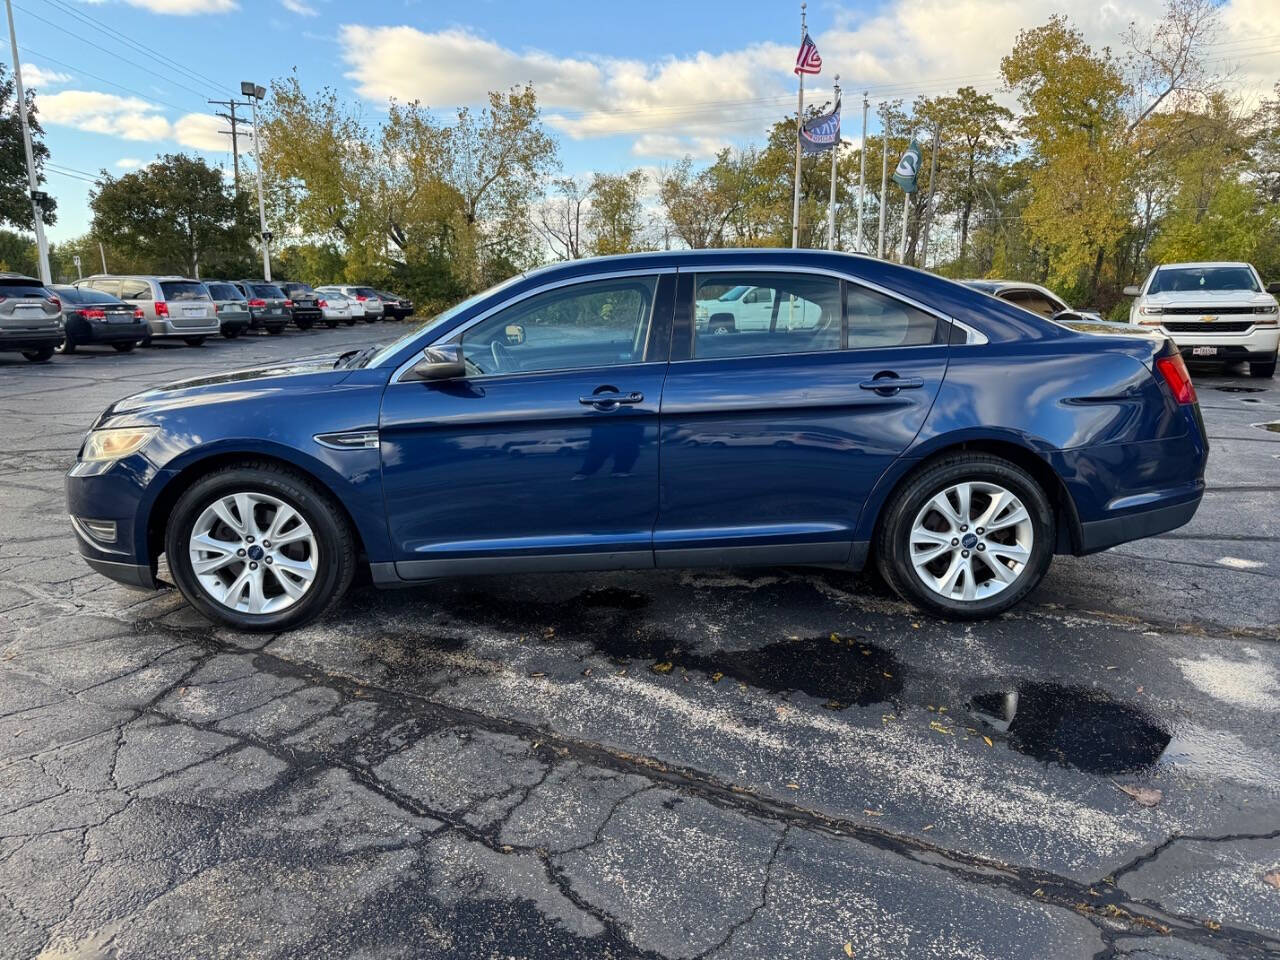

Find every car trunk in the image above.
[0,281,59,330]
[160,281,213,329]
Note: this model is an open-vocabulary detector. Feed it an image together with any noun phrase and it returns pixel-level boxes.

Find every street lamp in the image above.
[241,81,271,281]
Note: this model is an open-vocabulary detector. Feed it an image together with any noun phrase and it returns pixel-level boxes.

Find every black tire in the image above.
[267,325,284,336]
[294,318,313,331]
[325,318,339,329]
[165,462,356,632]
[22,345,55,362]
[56,332,76,354]
[112,342,137,353]
[875,454,1055,620]
[344,318,357,327]
[184,337,206,347]
[222,327,241,340]
[139,333,153,348]
[1250,356,1276,378]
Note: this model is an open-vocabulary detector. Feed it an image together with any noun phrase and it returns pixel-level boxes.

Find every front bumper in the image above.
[67,453,166,590]
[1153,323,1279,362]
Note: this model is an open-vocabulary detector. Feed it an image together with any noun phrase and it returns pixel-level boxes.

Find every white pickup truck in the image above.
[694,284,822,334]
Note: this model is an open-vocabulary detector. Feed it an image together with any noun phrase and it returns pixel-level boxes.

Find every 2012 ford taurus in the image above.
[66,250,1208,631]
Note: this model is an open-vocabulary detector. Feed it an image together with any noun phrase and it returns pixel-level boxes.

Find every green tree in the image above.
[585,169,650,255]
[0,63,55,232]
[88,154,251,278]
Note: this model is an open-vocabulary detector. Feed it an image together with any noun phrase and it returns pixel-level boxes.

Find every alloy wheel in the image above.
[187,491,319,615]
[908,481,1033,603]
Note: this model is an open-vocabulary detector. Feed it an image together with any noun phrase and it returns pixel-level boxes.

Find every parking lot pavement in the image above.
[1,327,1277,960]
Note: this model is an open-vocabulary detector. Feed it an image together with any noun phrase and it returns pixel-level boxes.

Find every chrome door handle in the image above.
[579,391,644,408]
[859,377,924,392]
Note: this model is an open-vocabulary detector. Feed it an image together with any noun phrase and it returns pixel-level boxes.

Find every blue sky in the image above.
[8,0,1274,242]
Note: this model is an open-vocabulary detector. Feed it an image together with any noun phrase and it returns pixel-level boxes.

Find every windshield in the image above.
[159,281,209,301]
[714,285,750,302]
[364,273,525,369]
[1148,265,1259,294]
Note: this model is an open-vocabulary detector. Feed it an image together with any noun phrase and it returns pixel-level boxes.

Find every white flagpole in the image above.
[826,75,839,250]
[877,107,889,259]
[790,3,806,249]
[920,125,941,268]
[899,190,909,263]
[855,92,868,253]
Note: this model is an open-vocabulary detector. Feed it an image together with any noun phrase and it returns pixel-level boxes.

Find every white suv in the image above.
[1125,261,1279,378]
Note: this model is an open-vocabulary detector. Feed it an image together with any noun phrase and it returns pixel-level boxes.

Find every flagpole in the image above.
[790,2,806,249]
[899,190,909,264]
[826,75,839,250]
[855,92,868,253]
[920,125,941,268]
[877,106,888,259]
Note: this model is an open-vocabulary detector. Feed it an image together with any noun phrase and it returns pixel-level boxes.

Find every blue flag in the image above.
[800,99,841,155]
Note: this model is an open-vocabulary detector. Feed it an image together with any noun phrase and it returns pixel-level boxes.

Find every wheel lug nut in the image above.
[977,543,986,551]
[249,561,258,570]
[263,540,270,548]
[976,527,984,535]
[961,550,970,558]
[951,538,959,546]
[237,548,246,557]
[265,556,273,564]
[960,525,968,532]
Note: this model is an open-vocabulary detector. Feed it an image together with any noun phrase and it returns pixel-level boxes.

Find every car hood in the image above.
[95,353,354,425]
[1141,290,1277,307]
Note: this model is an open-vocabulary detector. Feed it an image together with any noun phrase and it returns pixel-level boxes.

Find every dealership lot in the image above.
[1,327,1277,959]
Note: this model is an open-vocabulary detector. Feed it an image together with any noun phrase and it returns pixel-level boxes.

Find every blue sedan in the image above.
[66,250,1208,631]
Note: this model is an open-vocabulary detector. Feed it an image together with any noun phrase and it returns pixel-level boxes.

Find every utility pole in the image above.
[877,106,889,259]
[5,0,50,283]
[209,97,251,193]
[855,93,868,253]
[826,75,839,250]
[241,81,271,282]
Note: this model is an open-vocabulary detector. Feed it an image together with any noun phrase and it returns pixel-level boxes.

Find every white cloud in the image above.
[173,112,228,151]
[117,0,238,13]
[281,0,317,14]
[38,90,172,141]
[20,64,71,88]
[115,157,142,169]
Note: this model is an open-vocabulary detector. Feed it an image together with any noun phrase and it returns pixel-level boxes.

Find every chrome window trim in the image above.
[388,267,675,384]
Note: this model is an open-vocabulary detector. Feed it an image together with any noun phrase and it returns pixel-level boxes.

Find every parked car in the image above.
[202,281,251,339]
[317,293,353,327]
[49,284,147,354]
[315,284,383,321]
[67,249,1209,632]
[76,275,218,347]
[374,290,412,320]
[279,281,322,330]
[960,280,1103,322]
[0,272,63,362]
[1124,261,1280,378]
[231,281,289,335]
[694,282,781,334]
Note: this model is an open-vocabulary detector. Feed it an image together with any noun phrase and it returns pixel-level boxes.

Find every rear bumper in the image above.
[248,313,288,329]
[1078,496,1201,554]
[291,308,322,323]
[1,332,62,350]
[150,318,220,338]
[73,318,148,343]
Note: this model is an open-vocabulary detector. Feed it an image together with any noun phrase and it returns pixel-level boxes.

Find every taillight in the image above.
[82,308,106,320]
[154,301,169,317]
[48,295,61,309]
[317,299,328,308]
[248,298,266,308]
[133,309,144,319]
[1155,353,1197,405]
[284,299,294,308]
[355,295,367,301]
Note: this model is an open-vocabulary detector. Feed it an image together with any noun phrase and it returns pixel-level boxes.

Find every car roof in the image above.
[1153,261,1251,269]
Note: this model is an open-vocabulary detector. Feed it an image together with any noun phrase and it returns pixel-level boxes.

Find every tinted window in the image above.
[461,277,657,376]
[55,286,123,305]
[205,283,240,300]
[353,287,379,297]
[250,284,285,298]
[0,278,51,298]
[118,279,151,300]
[1148,265,1259,294]
[694,272,841,359]
[159,281,209,301]
[847,285,938,348]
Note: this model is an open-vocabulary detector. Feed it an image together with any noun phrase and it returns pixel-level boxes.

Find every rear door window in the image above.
[159,281,209,301]
[847,285,940,348]
[693,273,841,359]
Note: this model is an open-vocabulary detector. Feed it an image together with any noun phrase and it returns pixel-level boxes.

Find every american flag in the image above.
[794,32,822,75]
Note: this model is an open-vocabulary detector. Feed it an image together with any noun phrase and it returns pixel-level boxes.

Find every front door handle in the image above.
[859,376,924,393]
[579,391,644,408]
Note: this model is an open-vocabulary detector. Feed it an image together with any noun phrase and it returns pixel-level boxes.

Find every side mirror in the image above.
[1122,285,1141,298]
[407,343,465,382]
[1267,281,1280,295]
[504,323,525,346]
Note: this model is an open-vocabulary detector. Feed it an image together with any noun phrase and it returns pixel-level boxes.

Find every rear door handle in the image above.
[579,391,644,408]
[859,377,924,392]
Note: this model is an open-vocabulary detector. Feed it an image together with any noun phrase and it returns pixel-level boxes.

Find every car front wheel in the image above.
[165,463,355,631]
[876,454,1054,620]
[1250,354,1276,378]
[22,346,55,362]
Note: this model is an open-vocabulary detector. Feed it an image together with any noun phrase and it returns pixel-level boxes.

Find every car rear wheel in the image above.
[184,337,206,347]
[325,318,339,329]
[267,325,284,336]
[222,327,240,340]
[22,346,54,362]
[876,454,1054,620]
[1250,355,1276,378]
[295,318,313,331]
[112,342,136,353]
[56,332,77,354]
[344,318,357,327]
[165,463,355,631]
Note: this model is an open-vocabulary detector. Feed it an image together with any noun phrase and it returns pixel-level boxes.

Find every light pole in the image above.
[241,81,271,282]
[5,0,50,283]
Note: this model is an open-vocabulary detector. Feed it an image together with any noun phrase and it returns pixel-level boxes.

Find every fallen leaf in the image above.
[1136,686,1144,694]
[785,782,800,789]
[1106,665,1119,671]
[882,671,893,679]
[1033,888,1044,897]
[983,736,994,748]
[844,943,854,958]
[710,671,724,683]
[863,809,883,816]
[1262,870,1280,890]
[651,662,673,674]
[528,671,546,678]
[581,668,593,677]
[929,721,953,735]
[1114,782,1163,807]
[922,824,934,831]
[1205,920,1221,931]
[937,706,947,713]
[830,633,840,643]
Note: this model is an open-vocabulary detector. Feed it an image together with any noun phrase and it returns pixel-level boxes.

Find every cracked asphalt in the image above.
[1,324,1278,960]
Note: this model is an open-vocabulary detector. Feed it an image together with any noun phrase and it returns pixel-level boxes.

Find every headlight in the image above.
[81,427,158,463]
[1255,304,1278,314]
[1138,305,1163,316]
